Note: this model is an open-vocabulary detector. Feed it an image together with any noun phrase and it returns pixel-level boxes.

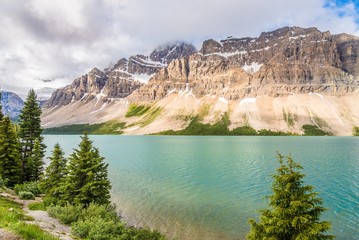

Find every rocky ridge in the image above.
[43,42,196,108]
[129,26,359,102]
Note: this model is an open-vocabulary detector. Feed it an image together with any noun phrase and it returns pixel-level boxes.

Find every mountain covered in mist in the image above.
[41,27,359,135]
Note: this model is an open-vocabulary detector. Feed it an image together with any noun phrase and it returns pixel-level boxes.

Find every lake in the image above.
[43,135,359,240]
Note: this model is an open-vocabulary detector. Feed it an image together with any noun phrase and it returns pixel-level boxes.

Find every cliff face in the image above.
[129,27,359,102]
[43,42,196,108]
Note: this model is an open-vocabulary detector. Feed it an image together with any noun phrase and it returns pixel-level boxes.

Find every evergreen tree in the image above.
[18,89,46,181]
[64,134,111,206]
[27,138,45,182]
[41,143,67,204]
[247,153,334,240]
[0,91,4,121]
[0,116,22,187]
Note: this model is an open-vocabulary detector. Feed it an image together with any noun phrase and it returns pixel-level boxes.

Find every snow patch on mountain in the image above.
[242,62,263,74]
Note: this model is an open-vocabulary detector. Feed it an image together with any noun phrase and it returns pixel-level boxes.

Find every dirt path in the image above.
[0,192,72,240]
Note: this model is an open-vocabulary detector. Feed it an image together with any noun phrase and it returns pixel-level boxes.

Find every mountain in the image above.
[41,27,359,135]
[1,91,24,121]
[43,42,196,108]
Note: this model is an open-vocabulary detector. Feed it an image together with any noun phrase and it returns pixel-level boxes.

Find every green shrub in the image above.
[28,202,46,211]
[0,176,5,188]
[125,227,166,240]
[72,217,125,240]
[14,182,41,196]
[353,126,359,136]
[19,191,35,200]
[47,204,82,225]
[80,203,118,221]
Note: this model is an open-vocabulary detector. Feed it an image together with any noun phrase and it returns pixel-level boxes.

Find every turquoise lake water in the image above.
[43,135,359,240]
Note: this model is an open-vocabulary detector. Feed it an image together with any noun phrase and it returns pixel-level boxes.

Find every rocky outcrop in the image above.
[43,42,197,108]
[129,26,359,102]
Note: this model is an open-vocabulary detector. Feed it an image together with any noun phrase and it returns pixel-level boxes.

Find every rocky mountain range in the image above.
[43,42,196,108]
[41,26,359,135]
[1,91,24,121]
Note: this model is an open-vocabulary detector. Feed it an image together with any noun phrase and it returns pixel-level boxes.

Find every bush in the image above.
[72,217,125,240]
[353,126,359,136]
[18,191,35,200]
[47,204,82,224]
[14,182,41,196]
[0,176,5,188]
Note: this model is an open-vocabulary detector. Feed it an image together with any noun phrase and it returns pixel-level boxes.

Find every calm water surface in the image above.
[43,136,359,240]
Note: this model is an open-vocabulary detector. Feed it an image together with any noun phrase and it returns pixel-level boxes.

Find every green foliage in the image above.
[0,176,5,187]
[41,143,67,205]
[353,126,359,136]
[43,121,126,135]
[157,114,295,136]
[282,109,297,127]
[49,203,165,240]
[0,116,22,187]
[230,126,258,135]
[257,129,297,136]
[28,202,46,211]
[139,107,162,127]
[71,203,125,239]
[14,182,41,196]
[27,138,45,182]
[247,153,334,240]
[47,204,83,224]
[63,134,111,206]
[126,104,151,117]
[18,89,46,182]
[18,191,35,200]
[302,124,332,136]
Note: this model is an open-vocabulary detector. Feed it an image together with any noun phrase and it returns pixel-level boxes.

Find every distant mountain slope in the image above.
[1,91,24,121]
[41,27,359,135]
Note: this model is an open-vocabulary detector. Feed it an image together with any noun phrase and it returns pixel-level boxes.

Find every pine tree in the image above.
[64,133,111,206]
[27,138,45,182]
[18,89,46,181]
[0,116,22,187]
[247,153,334,240]
[0,91,4,121]
[41,143,67,204]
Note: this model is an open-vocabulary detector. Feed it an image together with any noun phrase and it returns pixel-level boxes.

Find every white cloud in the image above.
[0,0,357,97]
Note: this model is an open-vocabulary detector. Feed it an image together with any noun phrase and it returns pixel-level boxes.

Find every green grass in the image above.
[302,124,332,136]
[0,195,58,240]
[139,107,162,127]
[125,104,151,117]
[28,202,46,211]
[353,126,359,136]
[43,121,126,135]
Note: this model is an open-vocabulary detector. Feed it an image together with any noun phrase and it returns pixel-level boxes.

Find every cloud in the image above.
[0,0,358,98]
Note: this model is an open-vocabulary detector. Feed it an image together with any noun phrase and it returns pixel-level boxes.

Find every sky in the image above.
[0,0,358,98]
